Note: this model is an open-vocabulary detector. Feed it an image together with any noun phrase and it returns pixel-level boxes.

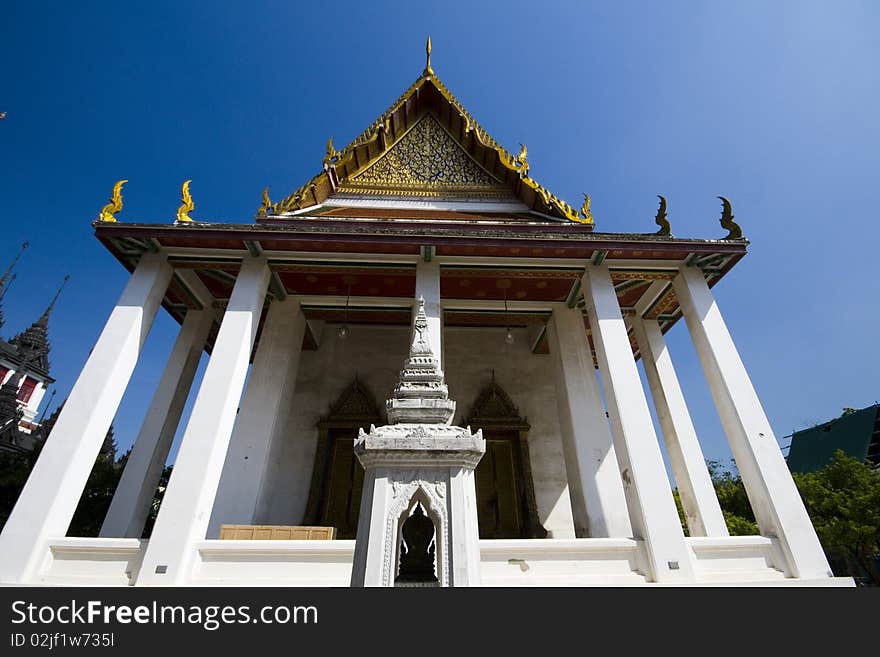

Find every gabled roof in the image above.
[258,41,591,227]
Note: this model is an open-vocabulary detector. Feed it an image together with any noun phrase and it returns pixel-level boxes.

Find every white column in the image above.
[673,265,831,578]
[582,263,694,583]
[136,256,270,585]
[548,306,632,538]
[449,467,483,587]
[415,260,442,367]
[0,252,172,583]
[208,297,306,537]
[350,471,389,587]
[629,316,728,537]
[100,308,215,538]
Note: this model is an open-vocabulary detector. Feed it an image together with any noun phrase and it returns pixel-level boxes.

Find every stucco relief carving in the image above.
[383,474,449,587]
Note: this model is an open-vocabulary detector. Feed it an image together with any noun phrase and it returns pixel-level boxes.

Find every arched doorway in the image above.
[302,376,382,538]
[464,374,547,539]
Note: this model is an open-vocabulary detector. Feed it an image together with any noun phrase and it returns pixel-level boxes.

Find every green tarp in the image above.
[787,405,878,473]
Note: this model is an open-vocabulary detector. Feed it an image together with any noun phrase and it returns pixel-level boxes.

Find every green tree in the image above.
[674,459,758,536]
[0,426,136,537]
[792,450,880,585]
[0,442,42,529]
[141,464,172,538]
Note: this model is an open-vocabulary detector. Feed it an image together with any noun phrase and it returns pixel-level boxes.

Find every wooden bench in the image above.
[218,524,336,540]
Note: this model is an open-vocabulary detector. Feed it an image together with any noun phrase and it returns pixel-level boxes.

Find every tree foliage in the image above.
[675,451,880,585]
[0,429,170,538]
[674,459,758,537]
[0,443,41,530]
[792,450,880,585]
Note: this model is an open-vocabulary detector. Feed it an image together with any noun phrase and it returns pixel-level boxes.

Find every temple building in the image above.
[0,243,64,452]
[0,42,852,586]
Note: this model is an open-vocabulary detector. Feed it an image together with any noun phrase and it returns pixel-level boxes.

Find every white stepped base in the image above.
[14,536,855,587]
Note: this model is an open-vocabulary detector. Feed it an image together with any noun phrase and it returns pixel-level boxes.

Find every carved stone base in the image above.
[350,425,485,587]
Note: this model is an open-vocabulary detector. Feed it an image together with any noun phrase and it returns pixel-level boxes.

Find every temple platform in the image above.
[21,536,854,587]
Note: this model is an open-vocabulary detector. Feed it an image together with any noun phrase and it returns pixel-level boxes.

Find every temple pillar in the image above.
[673,265,831,578]
[137,256,270,585]
[547,306,631,538]
[100,308,215,538]
[415,260,442,367]
[0,252,172,583]
[628,316,728,537]
[582,263,694,583]
[208,297,306,536]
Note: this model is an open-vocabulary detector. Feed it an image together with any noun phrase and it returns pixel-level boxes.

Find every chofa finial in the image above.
[717,196,742,239]
[323,137,338,166]
[654,195,671,236]
[580,194,593,223]
[517,143,529,176]
[425,36,434,75]
[97,180,128,223]
[257,186,272,217]
[176,180,195,223]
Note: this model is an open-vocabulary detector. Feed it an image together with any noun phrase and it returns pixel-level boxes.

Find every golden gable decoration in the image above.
[263,40,591,225]
[345,114,503,194]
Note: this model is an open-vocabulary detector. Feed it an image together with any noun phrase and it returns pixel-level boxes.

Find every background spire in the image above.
[0,273,15,331]
[0,242,28,332]
[0,242,28,292]
[37,274,70,325]
[8,274,69,375]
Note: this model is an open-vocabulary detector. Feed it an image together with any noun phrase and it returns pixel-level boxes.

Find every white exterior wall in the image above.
[252,323,577,539]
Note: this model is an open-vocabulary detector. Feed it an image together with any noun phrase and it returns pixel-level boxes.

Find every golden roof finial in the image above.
[517,143,529,176]
[323,137,338,165]
[176,180,194,223]
[424,36,434,76]
[97,179,127,222]
[257,186,272,217]
[654,195,671,236]
[580,194,593,223]
[718,196,742,239]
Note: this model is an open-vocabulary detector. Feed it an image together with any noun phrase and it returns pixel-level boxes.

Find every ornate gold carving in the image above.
[718,196,742,239]
[323,137,338,166]
[580,194,593,223]
[256,186,272,218]
[611,271,676,282]
[176,180,195,223]
[97,180,127,222]
[350,115,501,189]
[645,286,679,320]
[655,195,671,236]
[517,143,529,176]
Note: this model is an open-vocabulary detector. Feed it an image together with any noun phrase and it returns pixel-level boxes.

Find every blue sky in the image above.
[1,1,878,472]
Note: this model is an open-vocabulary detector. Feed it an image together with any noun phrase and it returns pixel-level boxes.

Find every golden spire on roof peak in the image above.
[424,36,434,76]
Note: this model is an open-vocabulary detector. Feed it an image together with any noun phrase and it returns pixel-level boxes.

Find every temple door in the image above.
[465,375,547,539]
[474,431,523,538]
[303,378,380,539]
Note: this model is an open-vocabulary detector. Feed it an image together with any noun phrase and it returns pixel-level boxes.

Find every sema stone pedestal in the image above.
[350,298,485,587]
